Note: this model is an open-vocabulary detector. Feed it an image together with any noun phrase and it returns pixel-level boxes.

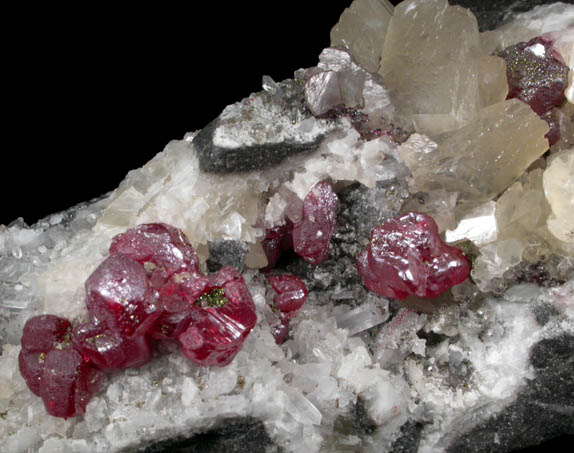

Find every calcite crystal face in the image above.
[544,148,574,243]
[400,99,549,201]
[380,0,482,129]
[2,1,574,452]
[330,0,394,73]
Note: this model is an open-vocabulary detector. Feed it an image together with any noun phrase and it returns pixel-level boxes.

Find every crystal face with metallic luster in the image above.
[357,212,470,299]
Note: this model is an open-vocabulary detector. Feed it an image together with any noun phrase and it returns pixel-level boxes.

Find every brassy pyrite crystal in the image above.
[1,0,574,452]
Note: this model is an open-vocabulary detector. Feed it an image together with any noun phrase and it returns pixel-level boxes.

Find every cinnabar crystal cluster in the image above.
[19,181,471,420]
[19,223,257,417]
[499,36,570,145]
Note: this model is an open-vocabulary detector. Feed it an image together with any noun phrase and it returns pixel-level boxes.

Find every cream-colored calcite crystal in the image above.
[551,101,574,152]
[445,201,498,247]
[543,148,574,243]
[379,0,481,130]
[330,0,394,74]
[477,55,509,108]
[472,166,574,291]
[399,99,549,202]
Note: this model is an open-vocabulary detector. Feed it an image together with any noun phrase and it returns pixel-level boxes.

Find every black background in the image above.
[2,1,357,226]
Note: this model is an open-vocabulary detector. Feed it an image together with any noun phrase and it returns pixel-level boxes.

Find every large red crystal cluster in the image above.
[356,213,470,300]
[499,36,570,146]
[19,223,256,417]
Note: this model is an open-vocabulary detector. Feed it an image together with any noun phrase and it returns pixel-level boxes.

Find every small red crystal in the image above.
[19,315,103,418]
[85,254,159,337]
[261,221,293,268]
[357,212,470,300]
[267,274,308,315]
[271,315,290,345]
[500,36,569,116]
[178,266,257,367]
[19,315,73,396]
[292,181,339,264]
[72,321,152,371]
[40,348,103,418]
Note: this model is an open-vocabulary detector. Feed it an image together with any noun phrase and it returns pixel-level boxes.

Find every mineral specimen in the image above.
[267,274,308,315]
[292,181,339,265]
[2,1,574,452]
[500,36,570,115]
[178,266,257,367]
[357,212,470,299]
[330,0,394,73]
[19,315,103,418]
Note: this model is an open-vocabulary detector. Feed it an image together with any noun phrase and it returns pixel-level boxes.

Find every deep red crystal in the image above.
[40,348,103,418]
[292,181,339,264]
[85,254,159,337]
[261,221,293,268]
[271,315,290,345]
[72,321,152,371]
[19,315,73,396]
[178,266,257,367]
[267,274,308,315]
[19,315,103,417]
[500,36,569,116]
[357,212,470,300]
[110,223,199,276]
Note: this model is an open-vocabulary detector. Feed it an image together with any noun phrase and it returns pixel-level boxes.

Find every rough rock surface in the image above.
[192,79,336,173]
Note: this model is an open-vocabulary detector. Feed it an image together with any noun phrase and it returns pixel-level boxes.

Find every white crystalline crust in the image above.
[2,270,573,452]
[213,95,335,149]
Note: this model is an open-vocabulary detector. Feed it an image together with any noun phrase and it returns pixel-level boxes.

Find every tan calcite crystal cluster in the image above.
[331,0,574,292]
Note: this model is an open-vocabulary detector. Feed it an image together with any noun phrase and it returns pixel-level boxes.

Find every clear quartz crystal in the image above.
[335,295,389,336]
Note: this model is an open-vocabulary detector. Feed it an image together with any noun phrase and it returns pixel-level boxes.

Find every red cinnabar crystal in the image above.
[292,181,339,264]
[267,274,308,315]
[178,266,257,367]
[72,321,152,371]
[261,221,294,269]
[85,254,159,337]
[40,348,103,418]
[19,315,103,418]
[356,212,470,300]
[500,36,569,116]
[109,223,199,276]
[19,315,73,396]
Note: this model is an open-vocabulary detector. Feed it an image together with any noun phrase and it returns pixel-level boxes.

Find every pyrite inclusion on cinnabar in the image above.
[178,266,257,367]
[357,212,470,300]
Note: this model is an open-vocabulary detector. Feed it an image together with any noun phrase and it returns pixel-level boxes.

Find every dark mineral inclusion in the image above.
[193,117,324,173]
